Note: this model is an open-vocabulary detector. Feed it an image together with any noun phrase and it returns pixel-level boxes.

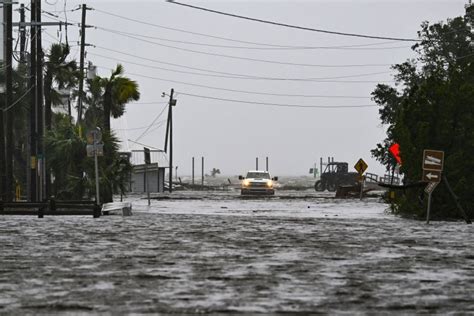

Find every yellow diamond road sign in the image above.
[354,158,368,175]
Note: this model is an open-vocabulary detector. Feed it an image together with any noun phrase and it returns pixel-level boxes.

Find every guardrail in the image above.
[0,199,101,218]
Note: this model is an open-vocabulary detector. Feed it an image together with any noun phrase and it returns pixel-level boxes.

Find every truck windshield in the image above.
[246,172,270,179]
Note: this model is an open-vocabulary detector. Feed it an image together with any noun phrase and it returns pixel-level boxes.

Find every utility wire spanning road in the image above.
[0,191,473,314]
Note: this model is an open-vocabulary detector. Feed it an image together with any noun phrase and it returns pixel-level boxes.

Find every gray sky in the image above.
[26,0,467,176]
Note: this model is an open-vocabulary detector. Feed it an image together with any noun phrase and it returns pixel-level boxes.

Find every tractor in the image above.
[314,162,359,192]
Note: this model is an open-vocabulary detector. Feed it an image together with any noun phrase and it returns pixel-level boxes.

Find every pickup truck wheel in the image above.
[315,181,325,192]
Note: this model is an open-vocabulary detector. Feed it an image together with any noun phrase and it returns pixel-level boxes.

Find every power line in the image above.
[90,51,391,82]
[94,65,390,100]
[44,34,379,99]
[116,119,167,132]
[95,26,394,68]
[134,105,169,142]
[167,1,420,42]
[176,91,378,109]
[95,26,411,51]
[2,85,35,113]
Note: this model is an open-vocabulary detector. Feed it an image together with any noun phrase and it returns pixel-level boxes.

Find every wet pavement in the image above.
[1,190,473,314]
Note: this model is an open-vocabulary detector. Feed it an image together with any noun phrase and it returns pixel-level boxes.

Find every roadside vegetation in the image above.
[1,43,139,203]
[372,9,474,219]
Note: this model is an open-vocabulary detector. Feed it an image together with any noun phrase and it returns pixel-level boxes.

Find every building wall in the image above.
[131,164,165,193]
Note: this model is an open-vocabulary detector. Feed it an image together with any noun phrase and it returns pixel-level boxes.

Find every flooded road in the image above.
[1,191,473,314]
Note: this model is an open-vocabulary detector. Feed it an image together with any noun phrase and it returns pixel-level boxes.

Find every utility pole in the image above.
[165,89,175,193]
[19,4,26,63]
[22,0,65,202]
[77,4,90,123]
[36,0,46,201]
[5,0,14,202]
[29,0,37,202]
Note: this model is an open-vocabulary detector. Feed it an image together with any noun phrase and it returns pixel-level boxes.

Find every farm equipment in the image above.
[314,162,359,192]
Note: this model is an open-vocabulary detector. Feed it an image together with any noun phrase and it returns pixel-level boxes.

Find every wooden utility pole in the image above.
[29,0,37,202]
[5,0,14,202]
[77,4,88,123]
[19,4,26,63]
[166,89,175,193]
[36,0,46,200]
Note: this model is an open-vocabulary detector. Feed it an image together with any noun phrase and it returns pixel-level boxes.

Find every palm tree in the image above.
[44,43,78,129]
[82,65,139,203]
[101,64,140,132]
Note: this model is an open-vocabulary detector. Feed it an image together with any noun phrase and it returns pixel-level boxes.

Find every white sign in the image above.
[422,150,444,172]
[422,169,442,183]
[424,182,439,194]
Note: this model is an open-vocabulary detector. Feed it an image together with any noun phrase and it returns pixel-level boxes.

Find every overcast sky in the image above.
[17,0,468,176]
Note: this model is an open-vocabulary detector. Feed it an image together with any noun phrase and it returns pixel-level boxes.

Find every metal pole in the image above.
[145,164,150,205]
[426,191,432,224]
[256,157,258,170]
[77,4,87,122]
[201,156,204,188]
[192,157,195,185]
[320,157,323,179]
[359,176,364,200]
[266,157,269,171]
[94,135,100,205]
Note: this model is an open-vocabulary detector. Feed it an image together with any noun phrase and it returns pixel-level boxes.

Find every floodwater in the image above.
[1,190,473,314]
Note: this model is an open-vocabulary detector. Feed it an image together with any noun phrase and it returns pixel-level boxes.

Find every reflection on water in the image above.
[1,195,473,314]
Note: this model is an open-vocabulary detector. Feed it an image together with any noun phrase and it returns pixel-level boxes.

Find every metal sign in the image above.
[424,182,439,194]
[422,150,444,171]
[354,158,368,175]
[144,147,151,164]
[86,128,102,145]
[422,169,442,183]
[86,144,104,157]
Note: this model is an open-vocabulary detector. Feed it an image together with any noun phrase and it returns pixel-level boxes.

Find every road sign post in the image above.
[87,128,103,205]
[144,147,151,206]
[422,149,444,224]
[354,158,368,200]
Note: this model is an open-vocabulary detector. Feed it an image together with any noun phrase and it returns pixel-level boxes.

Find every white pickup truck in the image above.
[238,170,278,195]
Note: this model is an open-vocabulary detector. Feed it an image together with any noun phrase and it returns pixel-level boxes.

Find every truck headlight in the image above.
[266,180,273,188]
[243,179,250,187]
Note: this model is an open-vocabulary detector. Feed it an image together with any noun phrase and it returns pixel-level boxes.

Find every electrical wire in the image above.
[94,8,413,50]
[93,65,388,101]
[3,86,35,113]
[176,91,378,109]
[134,105,169,142]
[95,26,411,51]
[115,119,167,132]
[93,45,389,87]
[95,26,394,68]
[89,51,391,82]
[167,1,420,42]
